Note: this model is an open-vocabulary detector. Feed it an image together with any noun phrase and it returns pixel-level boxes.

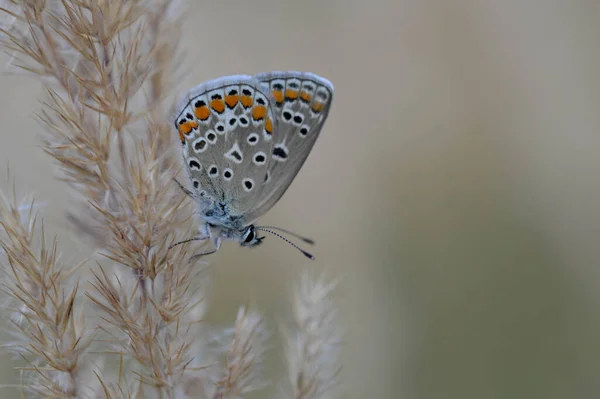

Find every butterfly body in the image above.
[173,71,333,256]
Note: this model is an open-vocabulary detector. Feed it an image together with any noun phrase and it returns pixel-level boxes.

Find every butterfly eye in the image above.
[242,227,256,244]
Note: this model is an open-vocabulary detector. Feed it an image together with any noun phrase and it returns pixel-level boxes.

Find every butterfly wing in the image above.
[242,71,334,223]
[173,75,278,216]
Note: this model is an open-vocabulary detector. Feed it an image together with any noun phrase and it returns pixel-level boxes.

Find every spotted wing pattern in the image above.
[173,75,278,216]
[242,71,334,223]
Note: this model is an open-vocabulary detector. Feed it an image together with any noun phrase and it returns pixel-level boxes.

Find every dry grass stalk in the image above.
[212,306,268,399]
[0,0,206,395]
[0,0,343,397]
[285,274,343,399]
[0,192,93,397]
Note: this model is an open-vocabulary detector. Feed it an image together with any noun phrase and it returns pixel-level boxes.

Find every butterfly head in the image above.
[239,224,264,248]
[200,208,263,247]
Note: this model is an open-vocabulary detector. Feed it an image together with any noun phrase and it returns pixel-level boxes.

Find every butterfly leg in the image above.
[169,235,209,249]
[190,236,222,260]
[169,222,212,249]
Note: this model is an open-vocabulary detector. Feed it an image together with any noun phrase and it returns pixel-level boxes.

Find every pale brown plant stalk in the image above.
[0,0,207,395]
[212,306,268,399]
[285,274,343,399]
[0,1,342,397]
[0,192,93,397]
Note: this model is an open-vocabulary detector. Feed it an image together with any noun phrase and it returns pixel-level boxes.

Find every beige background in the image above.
[2,0,600,397]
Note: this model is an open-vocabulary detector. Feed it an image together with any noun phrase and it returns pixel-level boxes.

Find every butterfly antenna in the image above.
[255,227,315,260]
[255,226,315,245]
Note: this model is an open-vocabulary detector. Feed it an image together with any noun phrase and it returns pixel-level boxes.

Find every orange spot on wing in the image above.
[225,95,238,108]
[195,106,210,120]
[272,90,284,104]
[241,95,253,108]
[178,120,198,141]
[300,91,312,102]
[311,101,324,113]
[210,99,225,113]
[285,89,299,100]
[265,117,273,135]
[252,105,267,121]
[179,121,193,134]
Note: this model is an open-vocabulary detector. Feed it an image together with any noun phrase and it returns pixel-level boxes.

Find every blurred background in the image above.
[2,0,600,397]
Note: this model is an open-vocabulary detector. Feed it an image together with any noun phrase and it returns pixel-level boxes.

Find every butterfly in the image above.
[172,71,333,259]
